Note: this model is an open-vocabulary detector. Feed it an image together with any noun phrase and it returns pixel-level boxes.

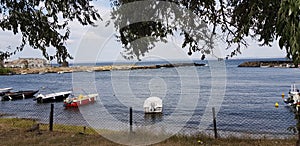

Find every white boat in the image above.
[0,87,13,97]
[0,87,13,93]
[143,96,163,114]
[39,72,46,75]
[35,91,72,103]
[284,84,300,107]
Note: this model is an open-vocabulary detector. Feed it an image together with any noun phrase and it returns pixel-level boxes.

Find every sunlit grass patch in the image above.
[39,123,97,134]
[0,118,37,129]
[0,118,298,146]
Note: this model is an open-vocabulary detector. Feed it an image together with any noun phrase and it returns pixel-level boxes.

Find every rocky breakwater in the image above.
[238,61,293,68]
[9,63,206,75]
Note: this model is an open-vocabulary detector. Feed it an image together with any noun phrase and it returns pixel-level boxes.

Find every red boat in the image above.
[63,94,98,107]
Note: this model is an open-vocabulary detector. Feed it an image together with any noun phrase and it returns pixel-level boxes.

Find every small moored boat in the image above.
[284,84,300,107]
[1,90,39,101]
[35,91,72,103]
[64,94,98,107]
[39,72,46,75]
[143,96,163,114]
[0,87,13,96]
[0,87,13,93]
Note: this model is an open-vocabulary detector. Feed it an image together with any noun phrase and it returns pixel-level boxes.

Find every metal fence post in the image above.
[49,103,54,131]
[129,107,133,133]
[297,109,300,145]
[212,107,218,139]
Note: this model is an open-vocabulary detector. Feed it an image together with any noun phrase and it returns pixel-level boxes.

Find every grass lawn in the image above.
[0,118,297,146]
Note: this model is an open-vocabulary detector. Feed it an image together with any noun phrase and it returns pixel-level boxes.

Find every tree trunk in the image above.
[297,134,300,146]
[294,60,299,68]
[61,61,69,67]
[0,59,3,68]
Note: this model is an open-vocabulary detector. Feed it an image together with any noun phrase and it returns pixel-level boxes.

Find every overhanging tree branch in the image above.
[0,0,101,65]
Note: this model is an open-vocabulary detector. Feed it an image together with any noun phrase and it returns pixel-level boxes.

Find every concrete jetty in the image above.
[7,63,206,75]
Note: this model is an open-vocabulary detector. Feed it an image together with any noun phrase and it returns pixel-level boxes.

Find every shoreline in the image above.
[1,63,205,75]
[2,59,297,75]
[238,60,294,68]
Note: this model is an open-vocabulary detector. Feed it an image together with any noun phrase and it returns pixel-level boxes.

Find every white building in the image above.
[4,58,50,68]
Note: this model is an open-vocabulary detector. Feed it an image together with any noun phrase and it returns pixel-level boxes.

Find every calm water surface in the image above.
[0,59,298,136]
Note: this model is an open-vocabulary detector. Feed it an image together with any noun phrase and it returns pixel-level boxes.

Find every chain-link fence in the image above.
[0,99,297,139]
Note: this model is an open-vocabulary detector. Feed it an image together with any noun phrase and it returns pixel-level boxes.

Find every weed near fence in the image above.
[0,118,297,146]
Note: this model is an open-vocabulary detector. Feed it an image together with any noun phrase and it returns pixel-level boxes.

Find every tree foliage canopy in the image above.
[0,0,299,64]
[110,0,300,64]
[0,0,100,64]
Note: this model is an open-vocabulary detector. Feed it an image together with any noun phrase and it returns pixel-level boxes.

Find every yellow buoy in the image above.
[275,102,279,108]
[282,93,285,99]
[78,94,84,100]
[197,140,203,144]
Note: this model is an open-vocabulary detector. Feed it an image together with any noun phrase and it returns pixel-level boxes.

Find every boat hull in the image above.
[64,94,97,108]
[0,88,12,95]
[144,107,163,114]
[36,93,71,103]
[1,90,39,101]
[284,84,300,107]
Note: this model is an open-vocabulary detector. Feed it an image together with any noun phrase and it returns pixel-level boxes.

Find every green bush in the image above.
[0,67,12,75]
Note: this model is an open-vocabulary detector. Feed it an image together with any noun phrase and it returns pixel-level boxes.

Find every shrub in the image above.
[0,67,12,75]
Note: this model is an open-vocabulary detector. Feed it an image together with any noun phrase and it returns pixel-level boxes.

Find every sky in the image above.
[0,1,287,63]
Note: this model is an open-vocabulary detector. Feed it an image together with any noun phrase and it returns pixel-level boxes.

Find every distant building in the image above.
[4,58,50,68]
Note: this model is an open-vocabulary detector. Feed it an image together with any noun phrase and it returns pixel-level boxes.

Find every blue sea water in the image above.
[0,58,298,137]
